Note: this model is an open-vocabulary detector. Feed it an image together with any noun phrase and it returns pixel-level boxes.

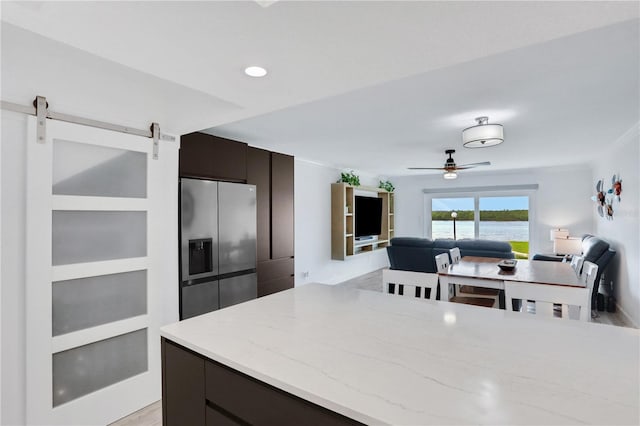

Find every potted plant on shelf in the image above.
[337,170,360,186]
[378,180,394,192]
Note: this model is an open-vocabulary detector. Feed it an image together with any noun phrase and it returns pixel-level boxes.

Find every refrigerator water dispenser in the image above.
[188,238,213,275]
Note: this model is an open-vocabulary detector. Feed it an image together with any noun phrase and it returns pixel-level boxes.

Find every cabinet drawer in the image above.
[205,360,361,426]
[205,405,241,426]
[259,276,294,297]
[257,258,294,283]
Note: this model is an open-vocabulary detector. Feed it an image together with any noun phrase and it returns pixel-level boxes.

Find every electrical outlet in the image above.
[302,271,310,278]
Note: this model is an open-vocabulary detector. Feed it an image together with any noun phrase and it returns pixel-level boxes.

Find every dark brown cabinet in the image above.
[180,133,294,298]
[180,132,247,182]
[162,339,362,426]
[247,147,271,262]
[257,258,294,297]
[162,340,205,426]
[247,150,295,297]
[271,153,295,260]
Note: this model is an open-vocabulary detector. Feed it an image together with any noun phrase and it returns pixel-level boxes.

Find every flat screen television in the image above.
[355,196,382,238]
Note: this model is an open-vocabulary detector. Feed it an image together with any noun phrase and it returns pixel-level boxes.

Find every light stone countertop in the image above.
[160,283,639,425]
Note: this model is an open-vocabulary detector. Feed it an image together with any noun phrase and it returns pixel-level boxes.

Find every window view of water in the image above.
[431,195,530,258]
[432,220,529,241]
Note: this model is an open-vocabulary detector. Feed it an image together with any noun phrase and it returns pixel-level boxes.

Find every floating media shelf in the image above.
[331,183,394,260]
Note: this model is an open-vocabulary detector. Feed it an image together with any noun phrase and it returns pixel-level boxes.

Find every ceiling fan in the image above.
[408,149,491,179]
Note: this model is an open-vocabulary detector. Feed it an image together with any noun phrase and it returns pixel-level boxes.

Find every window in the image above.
[428,193,532,259]
[479,196,529,258]
[431,197,475,239]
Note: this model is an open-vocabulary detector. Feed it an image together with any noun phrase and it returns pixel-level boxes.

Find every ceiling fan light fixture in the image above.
[443,171,458,180]
[462,116,503,148]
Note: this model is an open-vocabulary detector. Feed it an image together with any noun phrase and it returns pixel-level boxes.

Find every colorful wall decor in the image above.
[592,174,622,220]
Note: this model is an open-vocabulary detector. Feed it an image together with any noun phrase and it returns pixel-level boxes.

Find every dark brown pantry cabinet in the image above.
[180,132,248,182]
[246,147,295,297]
[179,133,295,299]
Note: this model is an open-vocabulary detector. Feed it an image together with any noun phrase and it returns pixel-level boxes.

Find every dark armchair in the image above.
[533,234,616,308]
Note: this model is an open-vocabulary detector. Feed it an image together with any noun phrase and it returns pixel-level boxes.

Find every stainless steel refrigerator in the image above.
[179,178,257,320]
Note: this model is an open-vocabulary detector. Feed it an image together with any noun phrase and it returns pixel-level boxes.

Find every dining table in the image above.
[438,256,583,303]
[438,256,586,309]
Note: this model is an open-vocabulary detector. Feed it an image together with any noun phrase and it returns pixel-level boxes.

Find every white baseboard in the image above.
[616,302,639,329]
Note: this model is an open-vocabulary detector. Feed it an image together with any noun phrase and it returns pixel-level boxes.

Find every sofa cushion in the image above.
[581,235,610,263]
[386,245,434,273]
[388,237,435,248]
[453,239,514,253]
[452,239,514,259]
[432,239,457,249]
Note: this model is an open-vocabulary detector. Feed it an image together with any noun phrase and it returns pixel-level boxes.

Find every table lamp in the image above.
[550,228,569,241]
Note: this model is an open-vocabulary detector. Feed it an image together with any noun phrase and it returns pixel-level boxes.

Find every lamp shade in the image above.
[462,117,504,148]
[550,228,569,241]
[553,237,582,255]
[443,171,457,180]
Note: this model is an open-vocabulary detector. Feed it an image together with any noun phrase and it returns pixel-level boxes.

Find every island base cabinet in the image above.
[162,338,362,426]
[205,406,241,426]
[162,339,205,426]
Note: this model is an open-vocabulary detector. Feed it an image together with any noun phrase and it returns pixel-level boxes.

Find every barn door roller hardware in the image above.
[1,95,176,159]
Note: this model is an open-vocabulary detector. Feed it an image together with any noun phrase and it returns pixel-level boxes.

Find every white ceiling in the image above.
[2,1,639,175]
[211,18,640,176]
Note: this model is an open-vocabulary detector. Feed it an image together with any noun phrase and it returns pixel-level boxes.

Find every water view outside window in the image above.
[431,196,530,259]
[432,198,475,239]
[479,196,529,259]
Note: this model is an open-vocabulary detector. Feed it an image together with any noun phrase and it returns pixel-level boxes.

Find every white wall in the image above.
[391,165,595,257]
[294,160,389,285]
[1,23,238,136]
[591,124,639,327]
[1,111,28,425]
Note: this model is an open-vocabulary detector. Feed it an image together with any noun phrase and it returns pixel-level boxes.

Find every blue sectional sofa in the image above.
[386,237,514,274]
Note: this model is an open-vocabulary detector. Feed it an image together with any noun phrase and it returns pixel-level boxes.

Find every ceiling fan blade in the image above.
[457,161,491,167]
[407,167,446,170]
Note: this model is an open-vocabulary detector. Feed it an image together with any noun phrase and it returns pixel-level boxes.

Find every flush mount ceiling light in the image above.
[443,171,458,180]
[462,116,504,148]
[244,66,267,78]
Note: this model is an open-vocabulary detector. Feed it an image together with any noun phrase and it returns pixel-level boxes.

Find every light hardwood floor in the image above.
[109,400,161,426]
[112,268,634,425]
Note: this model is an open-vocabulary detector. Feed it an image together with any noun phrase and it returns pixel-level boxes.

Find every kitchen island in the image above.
[160,284,639,425]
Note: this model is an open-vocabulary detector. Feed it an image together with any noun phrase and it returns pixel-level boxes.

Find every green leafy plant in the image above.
[337,170,360,186]
[378,180,394,192]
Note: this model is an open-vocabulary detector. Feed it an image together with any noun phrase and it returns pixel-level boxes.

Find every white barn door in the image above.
[25,117,177,425]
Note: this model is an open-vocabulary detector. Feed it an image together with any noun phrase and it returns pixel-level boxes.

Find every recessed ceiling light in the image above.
[244,66,267,78]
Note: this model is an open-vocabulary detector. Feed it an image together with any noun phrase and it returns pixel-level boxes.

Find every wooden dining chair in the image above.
[504,278,593,321]
[570,255,584,275]
[435,253,494,308]
[581,261,598,315]
[449,247,461,263]
[382,268,439,300]
[448,248,500,303]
